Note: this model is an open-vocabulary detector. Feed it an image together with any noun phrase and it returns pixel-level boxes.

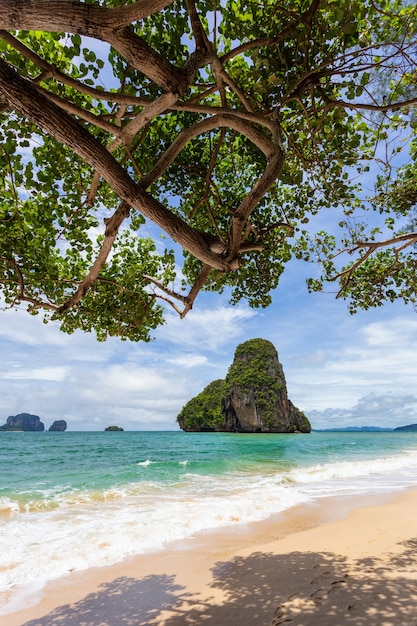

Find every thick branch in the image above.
[0,0,175,31]
[0,1,186,93]
[104,27,187,94]
[141,114,279,188]
[227,150,285,259]
[0,58,232,272]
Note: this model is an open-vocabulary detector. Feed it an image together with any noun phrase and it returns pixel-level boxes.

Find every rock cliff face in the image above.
[49,420,67,432]
[223,339,310,433]
[178,339,311,433]
[0,413,45,431]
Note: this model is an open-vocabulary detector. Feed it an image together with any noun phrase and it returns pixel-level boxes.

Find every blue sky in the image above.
[2,251,417,431]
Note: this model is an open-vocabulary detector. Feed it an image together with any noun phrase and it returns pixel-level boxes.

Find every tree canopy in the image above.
[1,0,417,340]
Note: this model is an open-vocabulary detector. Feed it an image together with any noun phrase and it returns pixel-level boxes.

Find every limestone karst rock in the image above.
[177,339,310,433]
[0,413,45,431]
[48,420,67,432]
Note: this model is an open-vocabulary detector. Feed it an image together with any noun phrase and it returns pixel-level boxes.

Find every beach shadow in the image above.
[22,539,417,626]
[158,541,417,626]
[22,574,188,626]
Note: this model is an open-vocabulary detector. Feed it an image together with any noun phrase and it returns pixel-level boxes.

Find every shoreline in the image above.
[4,486,417,625]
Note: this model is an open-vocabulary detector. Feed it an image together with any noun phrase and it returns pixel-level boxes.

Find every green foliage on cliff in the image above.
[226,339,284,427]
[177,338,310,432]
[177,379,227,431]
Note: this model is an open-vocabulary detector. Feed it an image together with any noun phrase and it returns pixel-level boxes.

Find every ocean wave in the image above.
[1,431,417,615]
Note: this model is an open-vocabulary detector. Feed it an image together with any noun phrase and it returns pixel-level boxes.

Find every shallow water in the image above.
[1,430,416,613]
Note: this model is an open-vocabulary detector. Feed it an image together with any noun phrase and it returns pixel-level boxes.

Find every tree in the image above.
[0,0,416,341]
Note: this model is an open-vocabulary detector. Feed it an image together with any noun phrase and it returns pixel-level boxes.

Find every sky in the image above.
[2,252,417,431]
[2,32,417,433]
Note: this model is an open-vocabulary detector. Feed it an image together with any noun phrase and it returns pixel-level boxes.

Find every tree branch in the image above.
[144,264,213,319]
[57,201,131,314]
[141,114,279,188]
[332,232,417,297]
[0,58,232,272]
[0,0,175,32]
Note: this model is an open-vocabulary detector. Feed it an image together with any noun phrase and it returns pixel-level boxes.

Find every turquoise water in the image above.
[1,430,417,614]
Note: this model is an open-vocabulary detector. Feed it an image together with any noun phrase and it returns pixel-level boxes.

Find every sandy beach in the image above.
[5,488,417,626]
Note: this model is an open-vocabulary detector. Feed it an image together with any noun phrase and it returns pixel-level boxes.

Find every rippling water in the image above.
[1,430,416,614]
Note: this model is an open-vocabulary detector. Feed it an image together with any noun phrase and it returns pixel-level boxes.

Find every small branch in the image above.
[0,255,25,303]
[144,265,213,319]
[0,31,148,106]
[180,265,212,318]
[185,0,211,51]
[331,232,417,297]
[143,274,189,305]
[336,232,417,279]
[211,58,255,113]
[0,255,59,311]
[32,83,121,136]
[324,96,417,114]
[108,92,178,150]
[57,201,131,314]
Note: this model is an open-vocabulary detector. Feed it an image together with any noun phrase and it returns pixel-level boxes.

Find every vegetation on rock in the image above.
[177,339,310,432]
[177,379,227,431]
[104,425,124,431]
[0,2,417,341]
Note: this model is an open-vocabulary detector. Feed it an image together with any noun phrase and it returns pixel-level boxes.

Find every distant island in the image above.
[0,413,67,431]
[177,338,311,433]
[105,425,124,431]
[49,420,67,432]
[0,413,45,431]
[314,427,394,432]
[314,424,417,432]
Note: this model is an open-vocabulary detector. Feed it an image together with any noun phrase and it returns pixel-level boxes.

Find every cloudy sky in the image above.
[1,249,417,431]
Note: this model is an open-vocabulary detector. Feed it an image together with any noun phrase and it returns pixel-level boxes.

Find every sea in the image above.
[1,429,417,615]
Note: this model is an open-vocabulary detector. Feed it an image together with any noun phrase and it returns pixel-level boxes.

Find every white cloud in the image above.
[156,304,257,350]
[285,313,417,425]
[1,277,417,432]
[309,393,417,429]
[166,354,209,368]
[1,366,68,381]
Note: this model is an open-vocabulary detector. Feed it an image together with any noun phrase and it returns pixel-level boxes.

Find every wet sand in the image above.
[4,488,417,625]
